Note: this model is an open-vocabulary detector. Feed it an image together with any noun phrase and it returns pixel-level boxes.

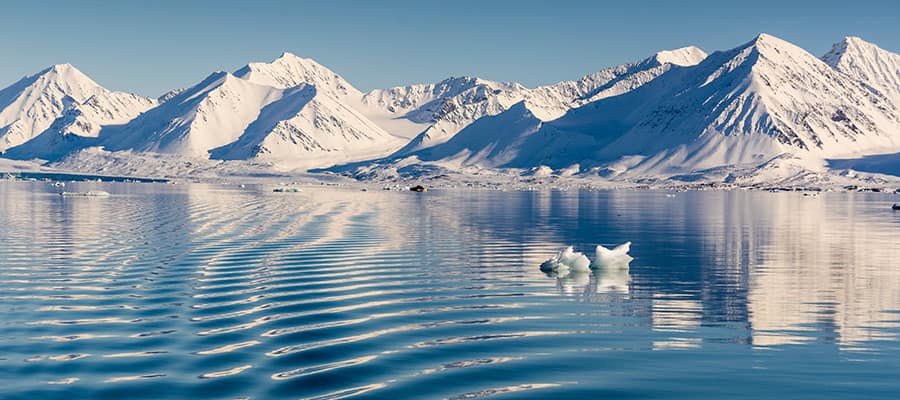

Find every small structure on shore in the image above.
[410,185,427,192]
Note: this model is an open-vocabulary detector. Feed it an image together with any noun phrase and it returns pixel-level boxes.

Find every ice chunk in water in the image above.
[592,242,633,268]
[540,246,591,273]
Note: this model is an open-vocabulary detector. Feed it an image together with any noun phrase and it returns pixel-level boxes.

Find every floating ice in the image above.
[540,246,591,274]
[592,242,633,268]
[60,191,110,197]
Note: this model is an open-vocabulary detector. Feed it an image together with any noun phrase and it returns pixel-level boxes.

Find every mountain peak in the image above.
[822,35,900,104]
[720,33,812,64]
[843,36,866,44]
[654,46,707,66]
[48,63,76,73]
[34,63,94,84]
[823,35,899,67]
[747,33,798,50]
[0,63,156,153]
[234,52,360,98]
[270,51,319,67]
[277,51,300,59]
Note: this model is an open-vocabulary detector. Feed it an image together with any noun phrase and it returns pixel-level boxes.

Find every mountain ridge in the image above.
[1,33,898,185]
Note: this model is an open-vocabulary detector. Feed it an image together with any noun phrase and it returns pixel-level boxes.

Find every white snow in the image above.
[1,34,899,189]
[234,52,362,101]
[403,33,900,180]
[209,84,404,169]
[369,46,709,155]
[0,64,155,156]
[823,36,900,106]
[102,72,285,156]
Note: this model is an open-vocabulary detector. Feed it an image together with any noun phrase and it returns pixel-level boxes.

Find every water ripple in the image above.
[2,183,899,399]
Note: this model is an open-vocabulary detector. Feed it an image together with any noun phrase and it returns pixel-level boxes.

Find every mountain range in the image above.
[1,34,898,184]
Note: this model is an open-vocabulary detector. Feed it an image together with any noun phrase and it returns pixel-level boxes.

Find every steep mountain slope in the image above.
[378,46,708,155]
[234,52,362,101]
[210,84,403,168]
[407,101,545,167]
[383,34,900,180]
[822,36,900,104]
[376,77,535,153]
[0,64,154,155]
[529,46,708,115]
[515,34,900,174]
[98,57,404,168]
[102,71,285,156]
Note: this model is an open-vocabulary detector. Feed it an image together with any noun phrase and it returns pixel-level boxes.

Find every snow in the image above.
[1,34,899,189]
[102,72,285,156]
[0,64,155,156]
[371,46,709,155]
[448,33,900,178]
[209,84,404,169]
[234,52,362,101]
[823,36,900,106]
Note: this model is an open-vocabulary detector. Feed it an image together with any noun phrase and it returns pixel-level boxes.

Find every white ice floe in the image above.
[541,243,633,275]
[60,191,110,197]
[540,246,591,274]
[593,242,633,268]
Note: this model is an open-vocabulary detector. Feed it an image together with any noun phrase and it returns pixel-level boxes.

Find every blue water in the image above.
[1,181,899,399]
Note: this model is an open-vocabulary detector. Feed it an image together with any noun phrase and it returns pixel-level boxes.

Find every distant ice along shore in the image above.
[3,156,898,193]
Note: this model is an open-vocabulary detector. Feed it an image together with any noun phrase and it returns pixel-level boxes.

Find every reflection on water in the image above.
[1,182,899,399]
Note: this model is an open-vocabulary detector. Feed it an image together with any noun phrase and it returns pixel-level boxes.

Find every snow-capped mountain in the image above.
[102,71,285,156]
[404,101,545,168]
[529,46,708,115]
[562,33,900,170]
[234,52,362,101]
[373,77,535,153]
[0,64,155,155]
[1,34,898,184]
[823,36,900,105]
[385,34,900,179]
[372,46,708,155]
[209,84,403,168]
[101,54,403,168]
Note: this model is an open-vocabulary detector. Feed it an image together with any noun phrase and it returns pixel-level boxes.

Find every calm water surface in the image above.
[1,182,899,399]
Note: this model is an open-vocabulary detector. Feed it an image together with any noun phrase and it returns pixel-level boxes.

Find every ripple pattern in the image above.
[2,182,900,399]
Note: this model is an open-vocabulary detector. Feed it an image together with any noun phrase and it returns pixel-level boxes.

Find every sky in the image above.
[2,0,898,97]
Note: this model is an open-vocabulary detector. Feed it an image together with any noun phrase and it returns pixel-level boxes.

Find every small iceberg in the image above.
[52,181,65,187]
[592,242,633,268]
[541,242,633,274]
[60,191,110,197]
[540,246,591,274]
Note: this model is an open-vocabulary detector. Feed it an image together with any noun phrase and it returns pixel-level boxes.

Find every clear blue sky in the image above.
[2,0,898,97]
